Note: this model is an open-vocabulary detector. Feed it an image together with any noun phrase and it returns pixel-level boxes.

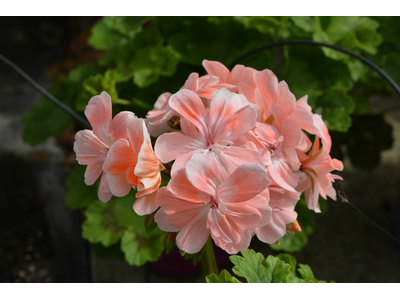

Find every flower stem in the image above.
[201,236,218,277]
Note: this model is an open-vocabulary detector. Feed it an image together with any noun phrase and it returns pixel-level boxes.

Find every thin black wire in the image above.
[336,182,400,245]
[0,53,91,129]
[228,40,400,100]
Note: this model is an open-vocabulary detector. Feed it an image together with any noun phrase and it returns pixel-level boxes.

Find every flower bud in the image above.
[286,220,301,235]
[165,232,177,254]
[145,212,157,232]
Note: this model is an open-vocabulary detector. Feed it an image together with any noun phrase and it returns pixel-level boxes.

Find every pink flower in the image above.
[296,136,343,212]
[154,153,271,254]
[155,88,263,178]
[254,184,300,243]
[103,118,163,215]
[253,70,318,135]
[73,92,135,202]
[202,60,257,101]
[146,72,235,136]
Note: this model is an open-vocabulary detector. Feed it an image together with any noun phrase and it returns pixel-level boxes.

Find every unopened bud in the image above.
[145,212,157,232]
[165,232,177,254]
[286,220,301,234]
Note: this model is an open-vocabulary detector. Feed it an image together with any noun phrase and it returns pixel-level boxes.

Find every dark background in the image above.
[1,16,400,283]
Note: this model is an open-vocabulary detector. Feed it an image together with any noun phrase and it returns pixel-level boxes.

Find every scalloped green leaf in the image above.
[113,192,147,236]
[206,270,242,283]
[120,229,165,267]
[82,200,124,247]
[65,164,98,209]
[269,231,308,253]
[75,69,120,111]
[276,253,297,277]
[298,264,318,282]
[130,45,180,88]
[230,249,291,283]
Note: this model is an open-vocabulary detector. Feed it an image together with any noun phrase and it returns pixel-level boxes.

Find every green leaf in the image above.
[88,19,131,50]
[90,242,125,261]
[313,17,383,60]
[298,264,318,282]
[130,45,180,88]
[230,249,290,283]
[82,200,124,247]
[20,78,80,146]
[269,231,308,253]
[113,193,147,235]
[120,229,165,267]
[75,70,120,111]
[68,64,103,83]
[276,253,297,277]
[113,194,166,266]
[291,16,314,33]
[206,270,242,283]
[65,164,98,209]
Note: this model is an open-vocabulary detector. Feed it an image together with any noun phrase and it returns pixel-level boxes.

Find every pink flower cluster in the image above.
[74,60,343,255]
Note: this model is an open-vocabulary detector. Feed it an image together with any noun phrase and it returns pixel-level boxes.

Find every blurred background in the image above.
[1,16,400,283]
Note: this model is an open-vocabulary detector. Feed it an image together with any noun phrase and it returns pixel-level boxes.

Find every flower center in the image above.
[210,196,219,209]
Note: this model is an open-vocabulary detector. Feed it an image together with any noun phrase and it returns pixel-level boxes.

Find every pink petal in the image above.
[169,89,208,137]
[218,163,269,203]
[103,139,136,174]
[153,92,172,111]
[84,162,103,186]
[221,200,262,230]
[268,159,299,192]
[154,132,204,164]
[276,81,296,113]
[74,130,108,165]
[202,60,230,83]
[208,209,234,244]
[84,92,113,146]
[289,108,317,135]
[133,189,159,216]
[210,146,264,181]
[182,72,199,91]
[108,111,136,143]
[245,194,272,227]
[135,142,160,188]
[165,168,210,205]
[231,64,256,86]
[98,172,112,202]
[185,153,221,198]
[154,208,180,232]
[176,207,210,254]
[253,69,278,107]
[214,104,257,144]
[127,118,146,155]
[208,89,243,134]
[106,172,133,197]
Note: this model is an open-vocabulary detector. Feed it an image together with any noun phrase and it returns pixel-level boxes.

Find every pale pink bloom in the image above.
[202,59,257,103]
[154,154,271,254]
[253,70,318,135]
[296,136,343,212]
[155,88,263,179]
[146,72,235,136]
[103,118,163,215]
[253,182,300,243]
[253,114,304,193]
[74,92,135,202]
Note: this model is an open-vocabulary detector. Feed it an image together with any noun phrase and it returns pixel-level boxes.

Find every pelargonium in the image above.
[73,60,343,254]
